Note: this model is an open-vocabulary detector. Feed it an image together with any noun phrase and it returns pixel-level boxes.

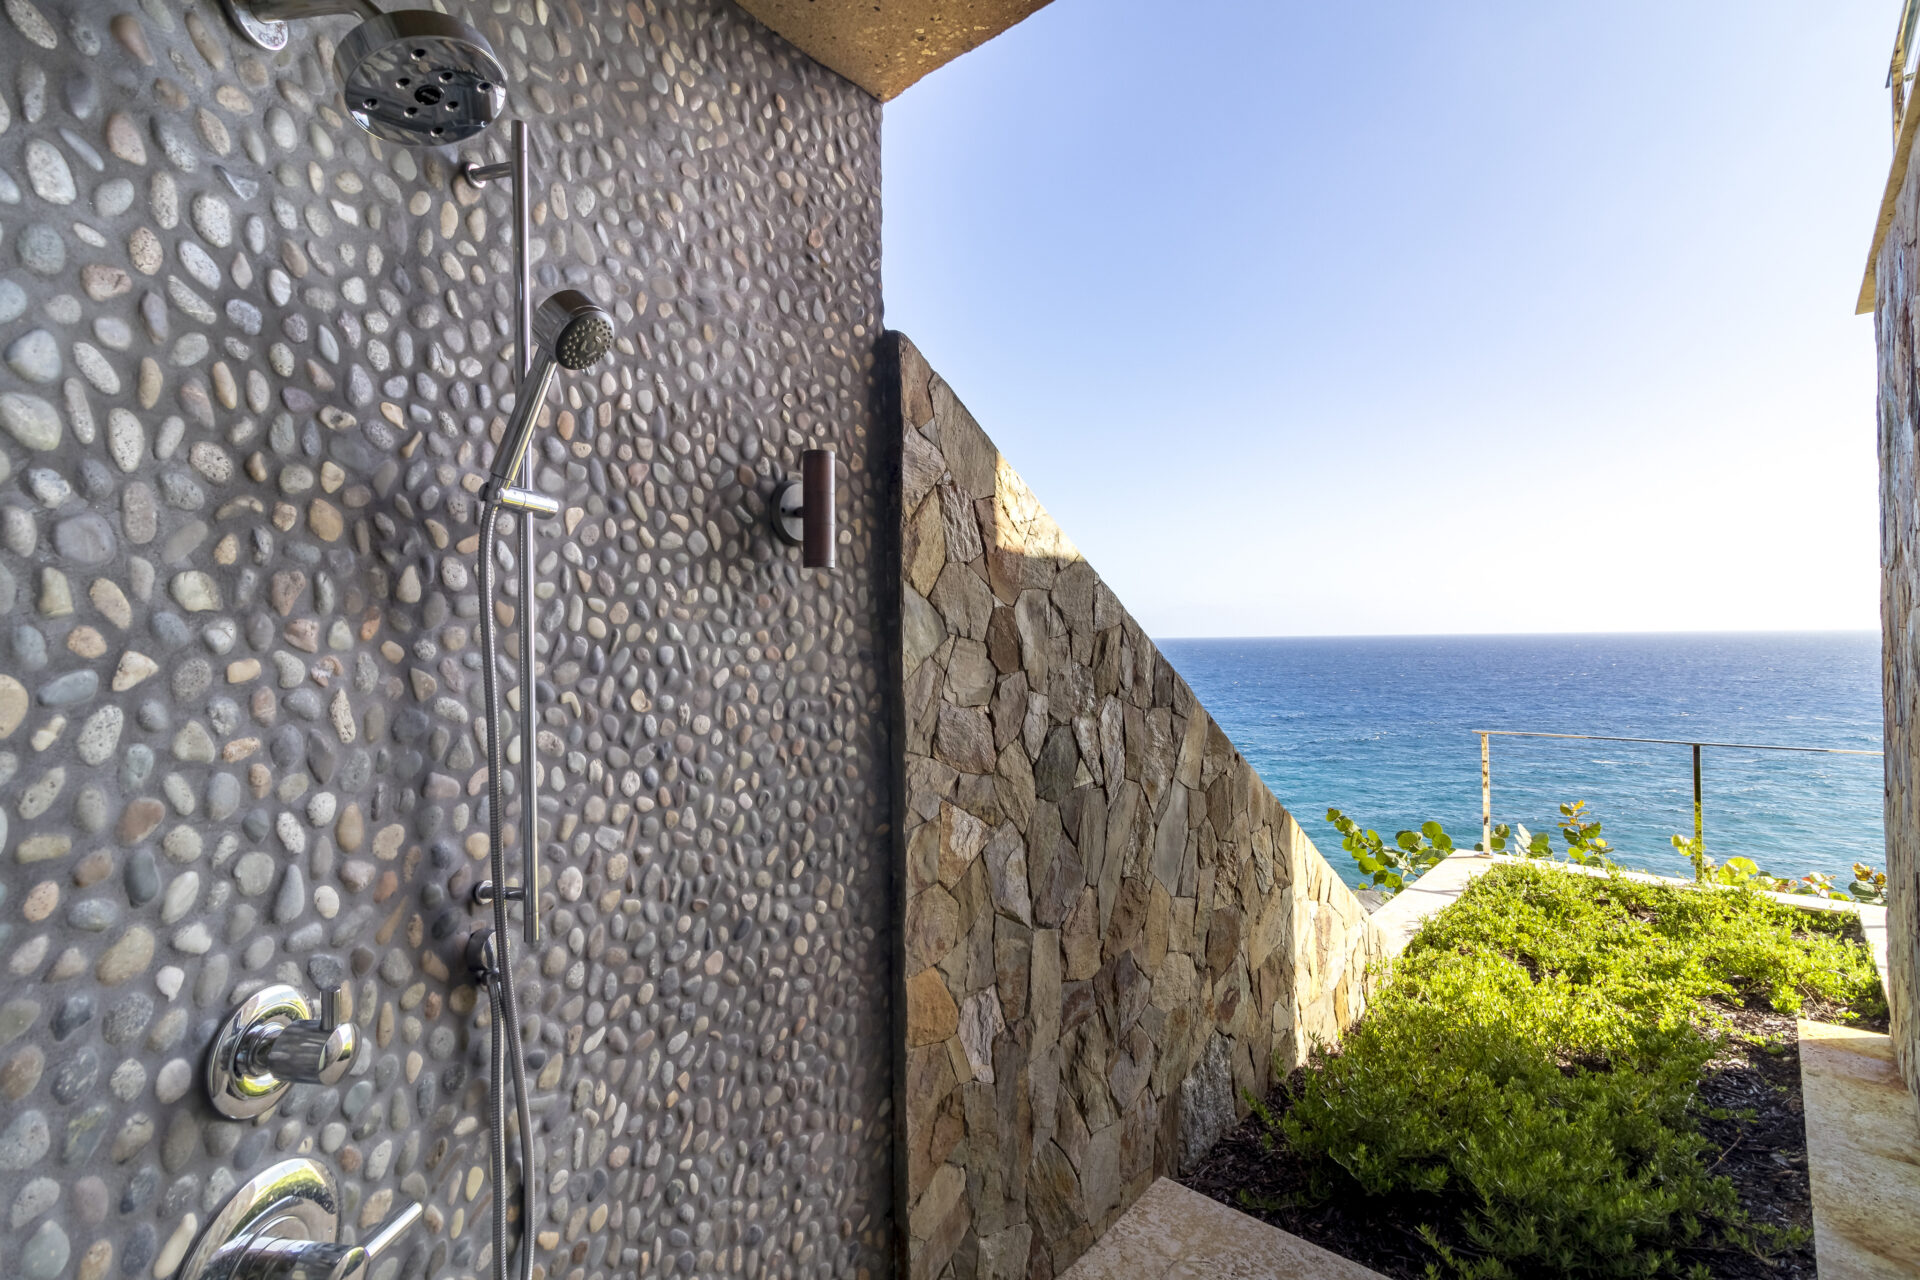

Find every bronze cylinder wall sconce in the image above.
[773,448,836,569]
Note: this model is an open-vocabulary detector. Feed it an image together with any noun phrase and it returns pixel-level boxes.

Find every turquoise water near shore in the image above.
[1157,633,1883,888]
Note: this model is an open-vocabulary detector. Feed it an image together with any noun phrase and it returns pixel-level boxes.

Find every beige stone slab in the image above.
[1799,1020,1920,1279]
[1058,1178,1387,1280]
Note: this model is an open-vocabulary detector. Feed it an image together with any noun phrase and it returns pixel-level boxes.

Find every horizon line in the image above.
[1153,628,1880,642]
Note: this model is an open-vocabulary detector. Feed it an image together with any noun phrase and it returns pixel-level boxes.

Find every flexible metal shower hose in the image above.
[477,498,537,1280]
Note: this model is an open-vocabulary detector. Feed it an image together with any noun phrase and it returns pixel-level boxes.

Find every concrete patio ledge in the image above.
[1373,854,1890,991]
[1058,1178,1387,1280]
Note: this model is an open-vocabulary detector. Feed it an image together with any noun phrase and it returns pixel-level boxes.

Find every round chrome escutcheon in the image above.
[205,983,312,1119]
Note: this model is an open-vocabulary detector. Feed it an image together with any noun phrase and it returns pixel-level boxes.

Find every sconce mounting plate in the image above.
[771,478,806,548]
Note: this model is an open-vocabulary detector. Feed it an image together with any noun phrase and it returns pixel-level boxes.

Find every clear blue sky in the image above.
[882,1,1890,637]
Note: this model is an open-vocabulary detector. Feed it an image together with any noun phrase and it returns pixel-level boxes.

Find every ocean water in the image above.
[1157,633,1885,888]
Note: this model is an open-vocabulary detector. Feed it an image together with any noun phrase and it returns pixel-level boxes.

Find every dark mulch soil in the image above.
[1181,1007,1821,1279]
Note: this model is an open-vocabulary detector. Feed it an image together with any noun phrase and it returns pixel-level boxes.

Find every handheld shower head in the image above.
[218,2,506,145]
[533,292,616,372]
[488,291,617,492]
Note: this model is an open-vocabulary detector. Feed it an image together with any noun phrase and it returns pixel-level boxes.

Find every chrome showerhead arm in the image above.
[219,0,381,50]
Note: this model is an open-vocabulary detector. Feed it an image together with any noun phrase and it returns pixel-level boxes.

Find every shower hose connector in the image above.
[471,881,525,908]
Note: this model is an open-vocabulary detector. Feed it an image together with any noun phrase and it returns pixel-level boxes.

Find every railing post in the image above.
[1469,729,1876,872]
[1481,732,1492,853]
[1691,743,1703,857]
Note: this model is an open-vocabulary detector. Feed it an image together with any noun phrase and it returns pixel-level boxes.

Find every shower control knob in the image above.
[250,983,357,1086]
[206,983,361,1119]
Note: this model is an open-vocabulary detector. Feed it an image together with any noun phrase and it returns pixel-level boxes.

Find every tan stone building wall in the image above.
[890,335,1386,1279]
[1875,126,1920,1111]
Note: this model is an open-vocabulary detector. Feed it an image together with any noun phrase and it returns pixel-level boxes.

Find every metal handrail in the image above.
[1472,729,1884,858]
[1892,0,1920,148]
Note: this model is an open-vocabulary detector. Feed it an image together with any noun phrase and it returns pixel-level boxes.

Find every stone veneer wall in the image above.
[891,335,1385,1280]
[0,3,896,1280]
[1876,121,1920,1114]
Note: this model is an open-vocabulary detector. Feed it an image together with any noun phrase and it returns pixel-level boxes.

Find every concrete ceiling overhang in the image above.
[1858,101,1920,314]
[734,0,1054,100]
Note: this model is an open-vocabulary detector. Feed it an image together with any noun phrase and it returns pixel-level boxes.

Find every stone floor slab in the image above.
[1058,1177,1388,1280]
[1800,1020,1920,1280]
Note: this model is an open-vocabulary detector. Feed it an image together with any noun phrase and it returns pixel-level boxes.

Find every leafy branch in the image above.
[1488,800,1616,868]
[1329,800,1617,898]
[1331,801,1889,907]
[1671,833,1886,904]
[1326,810,1454,895]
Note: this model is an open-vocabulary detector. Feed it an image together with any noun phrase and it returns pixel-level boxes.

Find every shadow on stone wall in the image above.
[888,334,1385,1280]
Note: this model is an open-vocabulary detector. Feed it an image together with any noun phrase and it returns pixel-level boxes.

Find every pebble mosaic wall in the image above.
[0,2,894,1279]
[1876,124,1920,1116]
[891,336,1386,1280]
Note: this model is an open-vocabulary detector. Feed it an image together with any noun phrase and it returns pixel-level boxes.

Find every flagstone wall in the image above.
[891,334,1386,1280]
[1874,124,1920,1118]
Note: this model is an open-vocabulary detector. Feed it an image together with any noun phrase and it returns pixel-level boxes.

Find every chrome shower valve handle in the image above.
[207,983,360,1119]
[217,1203,421,1280]
[178,1157,422,1280]
[244,984,356,1085]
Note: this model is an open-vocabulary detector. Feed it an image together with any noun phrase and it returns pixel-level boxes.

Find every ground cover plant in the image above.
[1187,862,1886,1279]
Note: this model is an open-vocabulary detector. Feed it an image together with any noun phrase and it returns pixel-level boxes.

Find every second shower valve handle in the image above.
[242,984,357,1087]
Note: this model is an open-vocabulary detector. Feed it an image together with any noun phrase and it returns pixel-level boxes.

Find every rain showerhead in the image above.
[219,2,506,146]
[488,291,618,493]
[338,13,506,145]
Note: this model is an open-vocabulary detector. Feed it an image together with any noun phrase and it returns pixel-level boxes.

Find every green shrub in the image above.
[1407,862,1883,1023]
[1265,862,1884,1278]
[1476,799,1619,869]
